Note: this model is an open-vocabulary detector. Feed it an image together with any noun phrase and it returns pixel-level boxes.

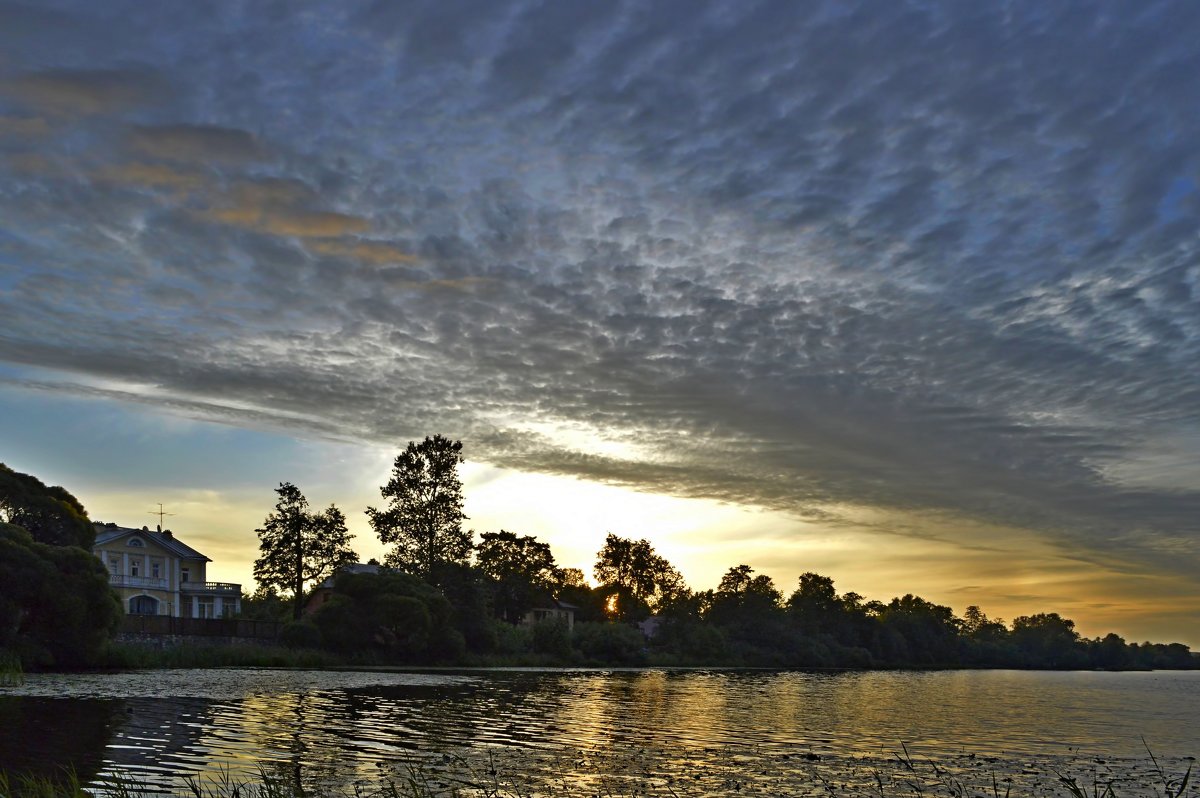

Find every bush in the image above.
[279,620,322,649]
[531,619,572,659]
[572,621,646,665]
[491,621,532,656]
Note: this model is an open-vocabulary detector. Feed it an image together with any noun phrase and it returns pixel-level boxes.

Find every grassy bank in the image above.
[96,642,345,670]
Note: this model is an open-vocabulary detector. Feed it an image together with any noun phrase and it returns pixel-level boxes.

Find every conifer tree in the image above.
[253,482,357,620]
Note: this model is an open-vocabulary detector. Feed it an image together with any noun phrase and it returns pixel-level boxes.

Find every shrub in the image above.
[572,621,646,665]
[531,619,572,659]
[279,620,322,650]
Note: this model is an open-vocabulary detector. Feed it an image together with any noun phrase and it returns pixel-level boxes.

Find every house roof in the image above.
[93,523,211,561]
[314,562,381,590]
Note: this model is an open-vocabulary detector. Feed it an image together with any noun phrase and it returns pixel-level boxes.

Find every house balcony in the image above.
[180,581,241,594]
[109,574,168,590]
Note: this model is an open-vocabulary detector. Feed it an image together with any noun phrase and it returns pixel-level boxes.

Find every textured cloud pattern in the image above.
[1,1,1198,582]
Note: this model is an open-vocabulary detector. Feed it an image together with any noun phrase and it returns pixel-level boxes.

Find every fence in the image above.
[120,615,281,640]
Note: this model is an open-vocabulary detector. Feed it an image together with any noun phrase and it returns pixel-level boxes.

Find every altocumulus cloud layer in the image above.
[1,1,1199,585]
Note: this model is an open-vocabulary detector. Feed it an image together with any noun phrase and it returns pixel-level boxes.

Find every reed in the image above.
[0,650,23,687]
[99,642,342,670]
[0,747,1195,798]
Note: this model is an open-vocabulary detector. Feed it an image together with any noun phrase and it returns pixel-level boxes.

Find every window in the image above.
[129,595,158,614]
[152,562,161,579]
[131,561,140,577]
[181,567,190,583]
[128,538,144,547]
[108,557,119,574]
[197,598,215,619]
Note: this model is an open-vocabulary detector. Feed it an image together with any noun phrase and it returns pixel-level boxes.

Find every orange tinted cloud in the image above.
[1,69,165,115]
[203,205,369,238]
[4,152,63,176]
[129,124,263,163]
[198,177,370,238]
[96,162,207,192]
[0,115,51,137]
[307,239,419,264]
[229,178,315,207]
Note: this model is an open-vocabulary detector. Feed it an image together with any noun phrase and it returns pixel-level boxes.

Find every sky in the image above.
[1,1,1198,646]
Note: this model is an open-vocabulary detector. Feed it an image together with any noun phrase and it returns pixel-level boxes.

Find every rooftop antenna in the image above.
[149,503,175,533]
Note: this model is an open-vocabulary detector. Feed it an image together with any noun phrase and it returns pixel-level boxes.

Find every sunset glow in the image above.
[2,1,1199,648]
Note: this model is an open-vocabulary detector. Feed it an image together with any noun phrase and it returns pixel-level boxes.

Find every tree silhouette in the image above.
[0,463,95,548]
[593,533,684,619]
[253,482,357,620]
[367,435,471,577]
[475,530,560,622]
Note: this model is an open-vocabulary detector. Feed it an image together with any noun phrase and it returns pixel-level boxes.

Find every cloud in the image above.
[2,0,1199,604]
[0,68,166,115]
[128,124,263,163]
[0,115,50,137]
[307,239,419,265]
[95,162,207,192]
[187,177,372,238]
[203,206,369,238]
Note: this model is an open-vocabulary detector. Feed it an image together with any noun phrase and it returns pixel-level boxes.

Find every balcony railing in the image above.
[109,574,168,590]
[181,581,241,594]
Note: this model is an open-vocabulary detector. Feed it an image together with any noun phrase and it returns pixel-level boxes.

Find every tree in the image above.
[475,530,560,622]
[0,463,95,549]
[1,523,121,668]
[367,435,471,577]
[1011,612,1082,667]
[593,534,686,619]
[253,482,357,620]
[710,564,783,621]
[961,604,1007,642]
[878,594,960,665]
[786,572,843,636]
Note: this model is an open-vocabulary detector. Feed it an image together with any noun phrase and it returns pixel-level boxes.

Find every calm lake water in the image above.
[2,668,1198,795]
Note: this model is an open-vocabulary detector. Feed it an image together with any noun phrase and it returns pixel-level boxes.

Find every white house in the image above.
[522,598,577,631]
[92,523,241,618]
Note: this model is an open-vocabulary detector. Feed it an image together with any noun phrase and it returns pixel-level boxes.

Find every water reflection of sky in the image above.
[3,669,1198,794]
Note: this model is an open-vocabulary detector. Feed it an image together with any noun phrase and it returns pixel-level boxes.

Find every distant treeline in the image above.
[245,534,1197,671]
[3,449,1196,673]
[243,436,1196,671]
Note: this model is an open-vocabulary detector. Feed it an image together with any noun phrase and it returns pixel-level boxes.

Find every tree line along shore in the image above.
[2,438,1197,672]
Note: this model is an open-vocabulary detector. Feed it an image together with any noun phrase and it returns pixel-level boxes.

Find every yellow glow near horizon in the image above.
[73,449,1200,649]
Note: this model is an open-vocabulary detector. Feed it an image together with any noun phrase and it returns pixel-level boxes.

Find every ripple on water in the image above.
[2,668,1197,795]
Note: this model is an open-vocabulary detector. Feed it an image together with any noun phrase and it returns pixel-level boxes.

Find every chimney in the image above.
[157,524,162,533]
[163,529,173,538]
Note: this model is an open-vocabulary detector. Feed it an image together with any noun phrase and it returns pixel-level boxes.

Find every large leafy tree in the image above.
[0,466,120,668]
[786,571,843,635]
[253,482,357,620]
[367,435,471,577]
[1011,612,1083,667]
[475,530,560,622]
[593,533,685,619]
[1,523,122,668]
[0,463,95,548]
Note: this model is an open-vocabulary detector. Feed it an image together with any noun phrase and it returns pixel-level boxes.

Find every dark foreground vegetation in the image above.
[3,446,1197,673]
[0,742,1194,798]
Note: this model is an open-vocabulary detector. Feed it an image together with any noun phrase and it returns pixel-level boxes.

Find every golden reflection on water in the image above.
[46,668,1198,794]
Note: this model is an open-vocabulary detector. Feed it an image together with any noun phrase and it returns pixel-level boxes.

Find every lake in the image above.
[2,668,1198,796]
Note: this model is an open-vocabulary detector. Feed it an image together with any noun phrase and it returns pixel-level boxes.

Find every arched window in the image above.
[129,595,159,615]
[128,538,144,547]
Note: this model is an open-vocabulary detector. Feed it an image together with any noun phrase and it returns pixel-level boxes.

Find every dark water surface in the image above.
[2,668,1197,794]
